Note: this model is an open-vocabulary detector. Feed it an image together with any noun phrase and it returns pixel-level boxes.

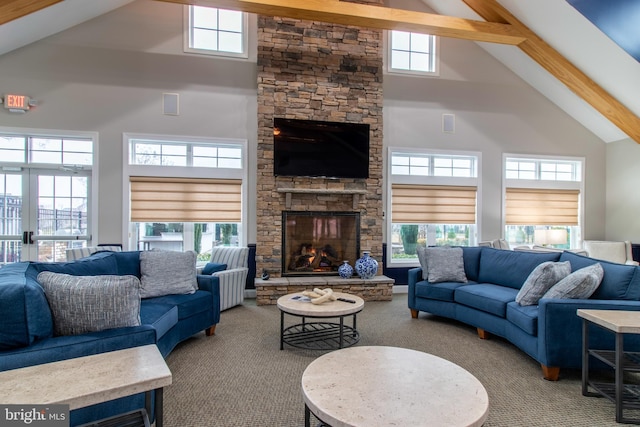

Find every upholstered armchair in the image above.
[65,245,122,261]
[202,246,250,311]
[582,240,639,266]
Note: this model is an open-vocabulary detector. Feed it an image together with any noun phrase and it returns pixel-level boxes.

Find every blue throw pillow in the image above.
[202,262,227,275]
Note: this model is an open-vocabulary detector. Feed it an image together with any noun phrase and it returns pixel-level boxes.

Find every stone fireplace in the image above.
[255,1,384,279]
[282,211,360,276]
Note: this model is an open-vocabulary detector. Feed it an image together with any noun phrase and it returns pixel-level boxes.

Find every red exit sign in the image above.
[3,94,31,111]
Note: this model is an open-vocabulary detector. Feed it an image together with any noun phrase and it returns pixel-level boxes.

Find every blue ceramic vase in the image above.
[355,251,378,280]
[338,261,354,279]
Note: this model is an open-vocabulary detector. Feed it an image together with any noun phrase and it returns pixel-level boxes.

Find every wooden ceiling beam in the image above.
[0,0,63,25]
[156,0,526,45]
[463,0,640,144]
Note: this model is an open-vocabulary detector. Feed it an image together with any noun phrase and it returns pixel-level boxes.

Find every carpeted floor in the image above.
[164,295,627,426]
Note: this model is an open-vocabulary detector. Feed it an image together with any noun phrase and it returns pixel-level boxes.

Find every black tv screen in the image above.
[273,118,370,179]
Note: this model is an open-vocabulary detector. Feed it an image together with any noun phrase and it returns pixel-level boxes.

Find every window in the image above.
[388,149,479,264]
[185,6,248,58]
[504,155,583,249]
[129,138,242,168]
[124,134,246,261]
[388,30,438,75]
[0,131,95,263]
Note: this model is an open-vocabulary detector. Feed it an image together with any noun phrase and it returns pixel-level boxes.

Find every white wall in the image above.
[0,0,258,245]
[384,0,606,242]
[0,0,610,247]
[606,139,640,241]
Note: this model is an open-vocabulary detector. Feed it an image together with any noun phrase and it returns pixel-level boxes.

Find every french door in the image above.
[0,168,91,263]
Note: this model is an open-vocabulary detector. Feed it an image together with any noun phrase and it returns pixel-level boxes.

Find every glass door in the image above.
[0,168,91,263]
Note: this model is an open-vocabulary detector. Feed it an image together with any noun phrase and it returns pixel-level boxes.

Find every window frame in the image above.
[122,133,248,251]
[502,153,585,249]
[386,147,481,267]
[386,30,439,77]
[183,5,249,59]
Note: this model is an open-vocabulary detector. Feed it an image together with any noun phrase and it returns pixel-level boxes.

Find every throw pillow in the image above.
[515,261,571,306]
[416,246,429,280]
[140,250,198,298]
[541,263,604,300]
[202,262,227,275]
[425,247,467,284]
[37,272,141,336]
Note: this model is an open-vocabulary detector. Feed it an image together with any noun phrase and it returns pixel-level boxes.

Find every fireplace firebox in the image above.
[282,211,360,277]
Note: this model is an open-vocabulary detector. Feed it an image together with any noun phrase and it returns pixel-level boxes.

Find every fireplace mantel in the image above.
[277,188,367,209]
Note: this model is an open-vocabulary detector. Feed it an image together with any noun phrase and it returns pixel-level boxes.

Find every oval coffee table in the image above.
[277,292,364,350]
[301,346,489,427]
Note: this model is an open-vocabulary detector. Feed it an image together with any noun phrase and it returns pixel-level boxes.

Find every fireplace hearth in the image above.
[282,211,360,277]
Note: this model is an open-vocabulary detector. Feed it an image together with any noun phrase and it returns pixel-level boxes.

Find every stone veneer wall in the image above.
[256,5,383,278]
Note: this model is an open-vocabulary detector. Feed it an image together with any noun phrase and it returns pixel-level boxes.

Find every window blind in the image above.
[505,188,579,226]
[130,177,241,222]
[391,184,477,224]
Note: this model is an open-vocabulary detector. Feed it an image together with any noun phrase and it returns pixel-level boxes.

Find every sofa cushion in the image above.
[559,251,638,300]
[478,247,562,290]
[147,291,212,320]
[461,246,482,282]
[139,250,197,298]
[454,284,519,317]
[27,251,119,280]
[0,263,53,350]
[140,302,179,340]
[542,263,604,300]
[506,302,539,336]
[202,262,227,275]
[111,251,142,277]
[425,247,467,283]
[37,272,141,336]
[515,261,571,306]
[415,280,470,302]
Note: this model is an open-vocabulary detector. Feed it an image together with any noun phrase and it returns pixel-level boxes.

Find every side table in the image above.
[578,309,640,424]
[0,345,171,427]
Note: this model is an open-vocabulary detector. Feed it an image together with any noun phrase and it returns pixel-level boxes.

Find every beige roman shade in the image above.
[505,188,579,226]
[130,177,241,222]
[391,184,477,224]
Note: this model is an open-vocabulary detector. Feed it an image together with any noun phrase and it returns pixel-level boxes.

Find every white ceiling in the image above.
[1,0,638,143]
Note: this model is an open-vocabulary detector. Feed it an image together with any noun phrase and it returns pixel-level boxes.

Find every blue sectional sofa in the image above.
[409,247,640,380]
[0,250,221,426]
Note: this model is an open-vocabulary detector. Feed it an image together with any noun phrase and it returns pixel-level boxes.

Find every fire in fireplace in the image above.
[282,211,360,276]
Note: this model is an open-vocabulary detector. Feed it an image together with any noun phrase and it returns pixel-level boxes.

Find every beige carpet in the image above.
[164,295,627,426]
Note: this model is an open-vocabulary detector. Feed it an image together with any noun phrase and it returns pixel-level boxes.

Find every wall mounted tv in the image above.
[273,118,370,179]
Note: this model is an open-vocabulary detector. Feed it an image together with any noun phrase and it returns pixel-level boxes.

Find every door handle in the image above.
[28,231,34,244]
[22,231,34,244]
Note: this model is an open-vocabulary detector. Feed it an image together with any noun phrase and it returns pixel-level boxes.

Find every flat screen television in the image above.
[273,118,370,179]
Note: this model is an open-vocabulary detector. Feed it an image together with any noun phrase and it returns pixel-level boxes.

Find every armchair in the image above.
[204,246,250,311]
[582,240,639,266]
[65,245,122,261]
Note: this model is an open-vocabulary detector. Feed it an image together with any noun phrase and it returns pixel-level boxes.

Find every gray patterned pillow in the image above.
[541,263,604,300]
[516,261,571,306]
[425,247,467,284]
[416,246,429,280]
[140,250,197,298]
[37,272,141,336]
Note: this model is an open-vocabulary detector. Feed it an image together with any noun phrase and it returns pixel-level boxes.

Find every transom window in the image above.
[389,30,437,75]
[129,139,242,169]
[391,153,476,177]
[0,135,93,166]
[185,6,247,58]
[505,158,581,181]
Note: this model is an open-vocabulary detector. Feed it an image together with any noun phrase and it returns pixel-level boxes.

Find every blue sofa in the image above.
[409,247,640,380]
[0,250,221,425]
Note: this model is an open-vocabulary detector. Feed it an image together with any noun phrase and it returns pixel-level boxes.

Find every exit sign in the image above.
[2,94,31,112]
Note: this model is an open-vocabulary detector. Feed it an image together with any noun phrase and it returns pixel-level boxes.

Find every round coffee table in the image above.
[301,346,489,427]
[277,292,364,350]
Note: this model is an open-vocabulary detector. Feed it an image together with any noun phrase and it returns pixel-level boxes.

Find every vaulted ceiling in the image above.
[1,0,639,144]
